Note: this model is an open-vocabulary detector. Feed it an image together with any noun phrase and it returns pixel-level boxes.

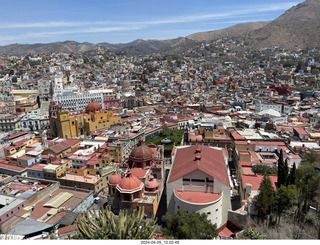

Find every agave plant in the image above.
[73,205,157,239]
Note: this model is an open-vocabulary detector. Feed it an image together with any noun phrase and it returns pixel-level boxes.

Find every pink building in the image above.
[104,98,120,109]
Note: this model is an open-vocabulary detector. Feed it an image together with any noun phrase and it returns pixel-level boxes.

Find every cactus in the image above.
[73,205,157,239]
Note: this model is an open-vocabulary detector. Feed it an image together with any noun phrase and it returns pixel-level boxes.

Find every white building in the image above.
[255,102,291,114]
[166,145,232,229]
[53,92,104,112]
[88,88,115,100]
[53,74,64,97]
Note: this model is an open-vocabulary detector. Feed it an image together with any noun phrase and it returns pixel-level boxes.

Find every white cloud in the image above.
[0,1,300,45]
[0,1,299,30]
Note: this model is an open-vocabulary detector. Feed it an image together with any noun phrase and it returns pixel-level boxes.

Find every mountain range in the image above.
[0,0,319,56]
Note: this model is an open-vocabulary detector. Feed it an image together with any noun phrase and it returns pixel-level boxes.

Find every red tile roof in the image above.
[242,167,254,175]
[230,130,245,140]
[4,131,28,140]
[254,141,286,146]
[294,127,308,135]
[174,189,222,204]
[241,174,277,190]
[58,223,79,235]
[168,145,230,186]
[188,132,203,142]
[86,155,100,165]
[65,138,81,146]
[28,163,46,170]
[218,225,234,237]
[0,161,25,171]
[18,154,34,161]
[218,222,241,238]
[30,201,50,219]
[130,168,147,178]
[49,142,70,154]
[8,182,33,191]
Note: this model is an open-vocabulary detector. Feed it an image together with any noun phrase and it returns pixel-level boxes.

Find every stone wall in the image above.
[228,210,249,230]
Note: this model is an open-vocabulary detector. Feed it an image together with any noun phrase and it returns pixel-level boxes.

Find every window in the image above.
[183,178,190,185]
[191,179,205,182]
[124,194,131,201]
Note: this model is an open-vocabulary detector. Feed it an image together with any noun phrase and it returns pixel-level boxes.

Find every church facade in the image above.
[49,99,121,138]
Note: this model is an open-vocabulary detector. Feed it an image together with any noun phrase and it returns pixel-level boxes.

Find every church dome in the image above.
[86,101,101,111]
[129,144,154,162]
[145,175,159,190]
[118,171,143,191]
[109,173,121,185]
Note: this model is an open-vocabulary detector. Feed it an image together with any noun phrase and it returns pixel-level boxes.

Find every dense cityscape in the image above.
[0,0,320,241]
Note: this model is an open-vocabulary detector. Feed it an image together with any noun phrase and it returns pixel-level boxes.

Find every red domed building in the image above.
[107,139,165,217]
[128,142,154,169]
[145,175,159,192]
[108,173,121,194]
[85,100,102,114]
[116,171,144,202]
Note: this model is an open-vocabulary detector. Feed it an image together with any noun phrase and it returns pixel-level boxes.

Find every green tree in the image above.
[288,162,296,185]
[277,150,288,187]
[274,184,300,224]
[243,227,265,239]
[72,206,157,239]
[160,125,169,137]
[161,210,218,239]
[302,149,319,163]
[296,152,320,212]
[284,159,289,185]
[256,175,275,218]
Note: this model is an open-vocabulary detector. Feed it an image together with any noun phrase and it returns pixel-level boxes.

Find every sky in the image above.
[0,0,304,46]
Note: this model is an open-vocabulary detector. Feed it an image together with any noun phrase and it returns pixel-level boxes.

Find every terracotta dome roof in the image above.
[86,99,102,112]
[129,145,154,162]
[118,171,143,191]
[109,173,121,185]
[145,176,159,190]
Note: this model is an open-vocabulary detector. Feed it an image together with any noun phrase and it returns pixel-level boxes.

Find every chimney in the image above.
[195,146,202,153]
[194,154,201,161]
